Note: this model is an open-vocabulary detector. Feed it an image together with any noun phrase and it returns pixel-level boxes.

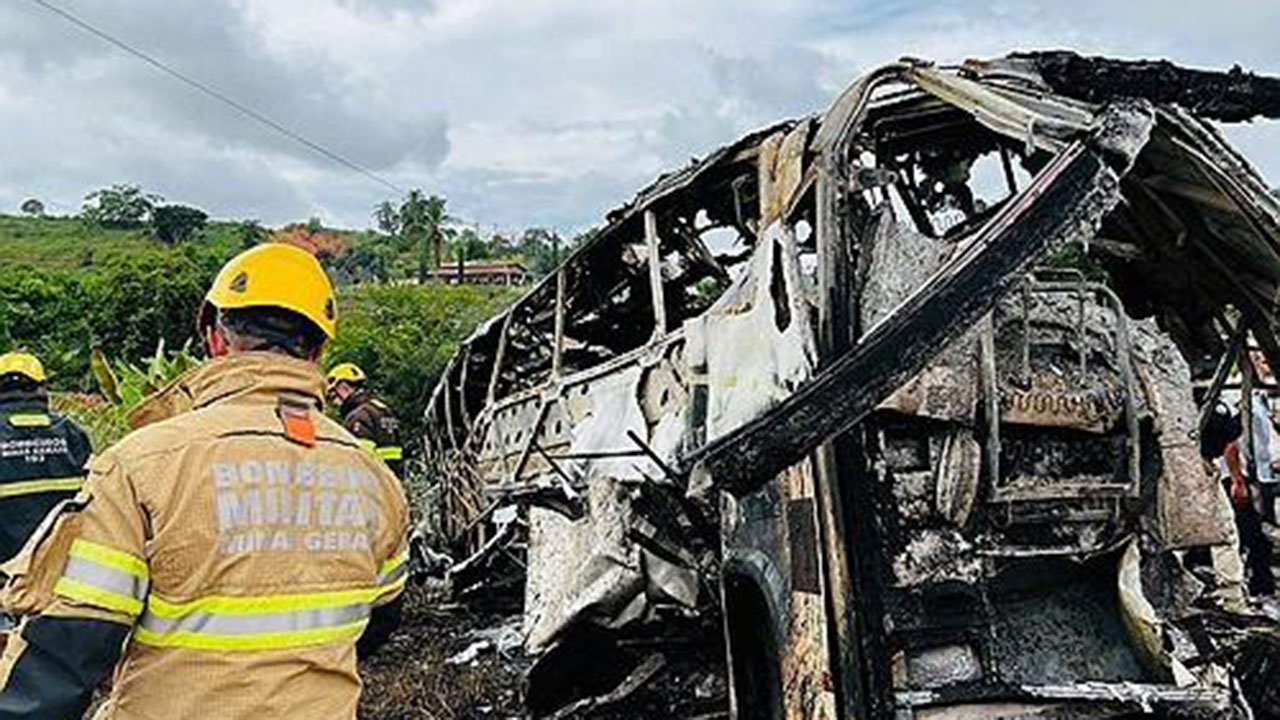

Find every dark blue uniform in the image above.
[0,395,91,561]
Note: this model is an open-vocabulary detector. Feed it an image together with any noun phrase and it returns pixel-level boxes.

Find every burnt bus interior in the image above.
[423,52,1280,719]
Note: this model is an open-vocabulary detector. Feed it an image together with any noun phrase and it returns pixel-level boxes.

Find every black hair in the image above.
[217,306,326,359]
[1200,404,1242,460]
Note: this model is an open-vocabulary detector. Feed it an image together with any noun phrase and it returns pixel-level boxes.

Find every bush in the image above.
[327,283,520,447]
[0,246,228,388]
[0,265,93,385]
[50,340,205,450]
[3,262,518,452]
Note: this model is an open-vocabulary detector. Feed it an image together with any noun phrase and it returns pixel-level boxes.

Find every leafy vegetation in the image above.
[0,180,569,456]
[327,283,521,444]
[89,339,201,409]
[50,393,128,452]
[81,183,162,228]
[152,204,209,245]
[3,245,518,450]
[53,339,203,449]
[0,245,232,388]
[45,283,519,452]
[19,198,43,217]
[375,190,450,284]
[235,219,269,249]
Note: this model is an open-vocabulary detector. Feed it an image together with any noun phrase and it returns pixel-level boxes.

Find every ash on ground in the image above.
[358,583,728,720]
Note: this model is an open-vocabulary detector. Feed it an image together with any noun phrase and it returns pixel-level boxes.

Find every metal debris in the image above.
[420,52,1280,719]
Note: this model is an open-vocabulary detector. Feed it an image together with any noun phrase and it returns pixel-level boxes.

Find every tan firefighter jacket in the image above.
[339,389,405,477]
[3,352,409,720]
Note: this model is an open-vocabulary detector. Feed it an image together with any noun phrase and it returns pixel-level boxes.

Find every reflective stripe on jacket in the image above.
[0,396,91,562]
[36,353,410,720]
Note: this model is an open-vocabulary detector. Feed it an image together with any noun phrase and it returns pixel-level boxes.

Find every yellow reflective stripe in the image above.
[137,586,384,651]
[376,551,409,600]
[63,556,148,602]
[375,446,403,461]
[146,586,388,619]
[356,438,377,454]
[0,476,83,498]
[378,573,407,598]
[58,539,149,616]
[69,539,148,579]
[378,552,408,583]
[7,413,51,428]
[379,552,407,579]
[54,577,144,616]
[133,619,369,651]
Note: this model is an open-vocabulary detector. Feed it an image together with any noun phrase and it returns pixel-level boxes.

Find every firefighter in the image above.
[0,244,410,720]
[327,362,404,477]
[0,352,91,562]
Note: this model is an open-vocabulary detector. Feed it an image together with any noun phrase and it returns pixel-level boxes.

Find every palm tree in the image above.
[423,195,450,284]
[372,190,452,283]
[397,191,450,284]
[373,201,400,237]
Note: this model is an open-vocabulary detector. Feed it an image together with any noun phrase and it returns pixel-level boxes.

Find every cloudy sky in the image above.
[1,0,1278,232]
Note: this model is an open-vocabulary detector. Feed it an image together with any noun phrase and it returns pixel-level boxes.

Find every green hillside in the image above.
[0,214,242,269]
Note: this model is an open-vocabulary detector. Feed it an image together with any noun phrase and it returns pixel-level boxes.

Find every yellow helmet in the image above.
[199,243,338,339]
[0,352,46,384]
[326,362,367,389]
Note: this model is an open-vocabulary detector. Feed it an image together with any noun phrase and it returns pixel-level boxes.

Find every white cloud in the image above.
[0,0,1277,231]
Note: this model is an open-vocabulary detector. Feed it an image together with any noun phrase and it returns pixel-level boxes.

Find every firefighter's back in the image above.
[342,392,404,477]
[73,354,408,720]
[0,405,91,563]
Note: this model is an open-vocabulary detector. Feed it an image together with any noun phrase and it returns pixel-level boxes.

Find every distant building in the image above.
[428,261,531,286]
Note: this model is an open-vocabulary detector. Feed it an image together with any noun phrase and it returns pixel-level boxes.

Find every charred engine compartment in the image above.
[868,283,1211,708]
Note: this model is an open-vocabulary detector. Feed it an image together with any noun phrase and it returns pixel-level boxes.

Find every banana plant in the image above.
[90,339,201,408]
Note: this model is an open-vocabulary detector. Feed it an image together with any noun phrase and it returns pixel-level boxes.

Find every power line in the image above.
[28,0,405,195]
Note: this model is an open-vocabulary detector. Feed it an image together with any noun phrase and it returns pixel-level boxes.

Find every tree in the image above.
[373,201,401,237]
[420,195,450,284]
[330,244,392,286]
[270,221,347,259]
[488,232,517,259]
[511,227,592,277]
[520,228,567,276]
[19,198,44,217]
[235,220,269,249]
[447,227,490,285]
[82,184,162,227]
[151,204,208,245]
[377,190,450,284]
[452,227,490,263]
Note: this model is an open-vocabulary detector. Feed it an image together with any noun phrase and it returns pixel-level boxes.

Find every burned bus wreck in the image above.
[421,52,1280,719]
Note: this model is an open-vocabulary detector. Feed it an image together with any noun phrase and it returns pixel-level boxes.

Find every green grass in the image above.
[0,214,245,269]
